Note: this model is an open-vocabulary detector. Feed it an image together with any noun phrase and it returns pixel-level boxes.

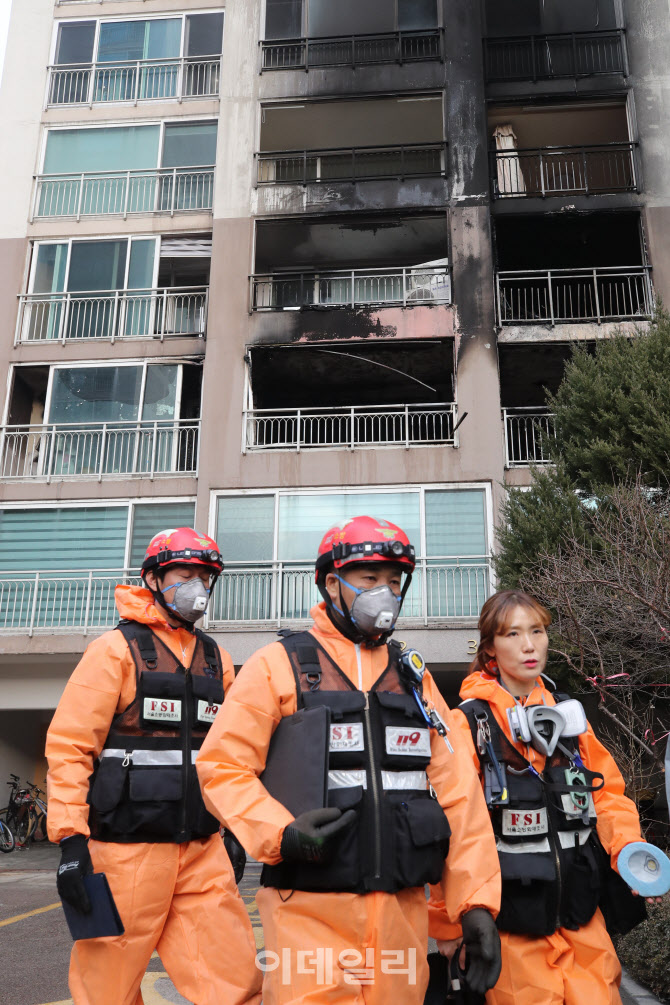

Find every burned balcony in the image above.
[251,214,450,312]
[262,0,442,70]
[257,96,445,189]
[489,100,637,199]
[484,0,625,84]
[17,235,210,344]
[485,31,625,84]
[2,362,202,481]
[494,213,653,327]
[243,340,455,451]
[498,344,572,467]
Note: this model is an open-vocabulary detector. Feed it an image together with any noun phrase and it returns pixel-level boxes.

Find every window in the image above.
[52,14,224,104]
[38,122,217,218]
[265,0,303,39]
[0,501,195,630]
[213,487,490,622]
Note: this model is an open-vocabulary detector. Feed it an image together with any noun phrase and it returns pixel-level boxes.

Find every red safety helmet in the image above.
[315,515,415,584]
[141,527,224,577]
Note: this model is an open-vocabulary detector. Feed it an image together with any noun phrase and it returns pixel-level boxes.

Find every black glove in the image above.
[57,835,93,914]
[223,829,247,884]
[280,807,357,865]
[460,908,501,995]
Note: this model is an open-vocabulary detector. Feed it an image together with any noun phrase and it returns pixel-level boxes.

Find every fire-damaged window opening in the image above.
[494,211,652,325]
[488,97,636,199]
[264,0,439,40]
[2,362,203,479]
[484,0,620,37]
[258,95,445,186]
[499,342,595,468]
[243,340,456,451]
[252,214,450,311]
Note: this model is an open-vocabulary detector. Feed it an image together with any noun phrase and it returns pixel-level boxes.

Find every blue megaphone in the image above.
[617,842,670,898]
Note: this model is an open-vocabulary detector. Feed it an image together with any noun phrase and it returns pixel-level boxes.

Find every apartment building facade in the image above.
[0,0,668,782]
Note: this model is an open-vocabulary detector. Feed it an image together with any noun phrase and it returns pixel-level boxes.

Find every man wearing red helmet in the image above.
[46,528,261,1005]
[197,515,501,1004]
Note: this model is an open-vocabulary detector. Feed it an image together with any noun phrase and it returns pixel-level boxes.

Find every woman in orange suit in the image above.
[197,515,502,1005]
[429,589,658,1005]
[46,528,261,1005]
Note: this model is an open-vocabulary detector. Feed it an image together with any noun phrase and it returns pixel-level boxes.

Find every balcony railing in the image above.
[33,167,214,219]
[503,408,555,467]
[492,143,637,198]
[243,403,456,452]
[251,266,451,311]
[0,569,141,635]
[484,30,626,82]
[257,143,446,185]
[0,557,490,633]
[210,557,492,627]
[46,57,221,106]
[496,267,653,325]
[0,419,200,481]
[16,286,208,344]
[261,29,444,71]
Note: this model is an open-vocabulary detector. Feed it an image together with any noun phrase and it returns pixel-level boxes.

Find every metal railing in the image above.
[0,569,141,635]
[47,57,221,106]
[0,419,200,481]
[496,267,653,325]
[16,286,208,344]
[209,557,492,627]
[33,167,214,219]
[484,30,626,82]
[261,28,443,70]
[251,266,451,311]
[503,408,556,467]
[243,403,456,452]
[492,143,637,198]
[257,142,446,185]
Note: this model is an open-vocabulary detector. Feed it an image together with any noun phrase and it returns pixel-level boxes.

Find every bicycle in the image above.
[2,774,38,846]
[26,782,48,843]
[0,817,15,853]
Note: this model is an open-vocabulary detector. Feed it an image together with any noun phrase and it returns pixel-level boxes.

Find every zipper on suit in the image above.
[180,660,192,840]
[364,690,382,881]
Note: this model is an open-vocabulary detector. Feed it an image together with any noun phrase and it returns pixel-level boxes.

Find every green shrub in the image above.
[614,901,670,1002]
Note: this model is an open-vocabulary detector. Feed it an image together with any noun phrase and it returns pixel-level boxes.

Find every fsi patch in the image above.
[502,807,548,836]
[385,727,431,756]
[329,723,365,751]
[197,700,220,724]
[143,697,182,722]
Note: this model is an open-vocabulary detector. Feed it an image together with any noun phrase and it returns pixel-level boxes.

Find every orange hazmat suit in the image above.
[197,603,501,1005]
[46,584,261,1005]
[427,670,644,1005]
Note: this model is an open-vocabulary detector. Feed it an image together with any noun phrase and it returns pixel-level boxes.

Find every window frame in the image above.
[50,9,226,67]
[209,483,494,564]
[0,496,197,572]
[38,117,219,177]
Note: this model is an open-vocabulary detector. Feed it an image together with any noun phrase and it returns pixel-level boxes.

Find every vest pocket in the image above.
[560,833,601,928]
[375,691,432,770]
[389,793,451,888]
[90,758,128,814]
[497,851,557,935]
[125,766,184,837]
[191,675,224,728]
[139,672,186,730]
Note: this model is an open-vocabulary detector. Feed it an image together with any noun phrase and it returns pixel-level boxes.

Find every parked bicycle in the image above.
[2,774,39,846]
[0,816,15,853]
[26,782,48,843]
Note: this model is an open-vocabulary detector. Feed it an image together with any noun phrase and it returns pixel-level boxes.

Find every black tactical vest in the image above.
[460,697,604,935]
[261,632,451,894]
[88,621,224,844]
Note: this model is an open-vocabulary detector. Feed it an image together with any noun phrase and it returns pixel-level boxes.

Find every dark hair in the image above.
[471,590,551,674]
